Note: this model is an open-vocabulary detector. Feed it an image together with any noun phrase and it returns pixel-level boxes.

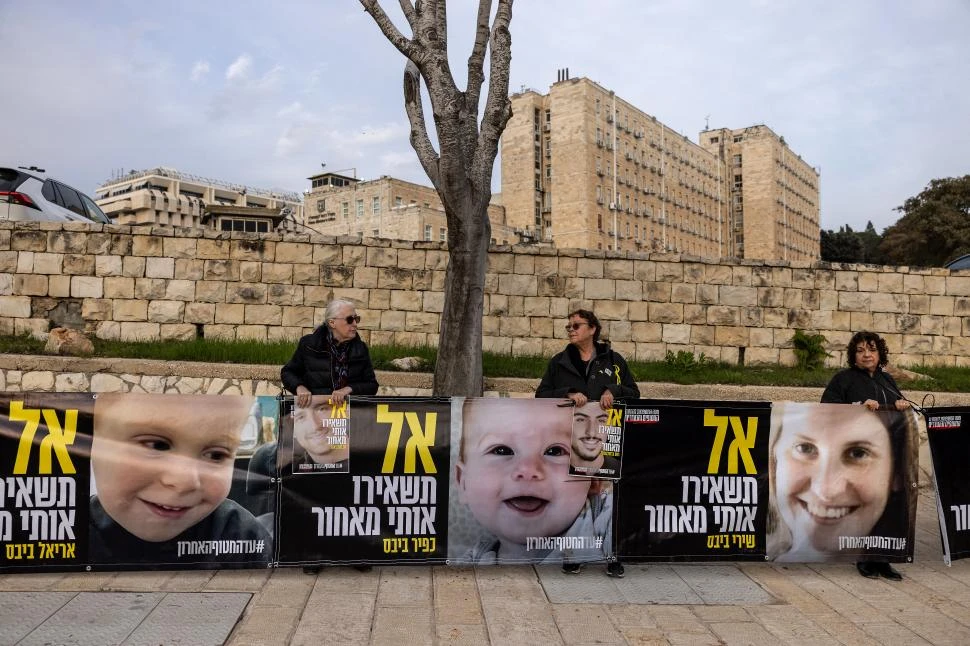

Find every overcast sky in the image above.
[2,0,967,232]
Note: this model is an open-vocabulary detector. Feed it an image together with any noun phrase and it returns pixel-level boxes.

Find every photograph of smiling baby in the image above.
[89,393,272,567]
[766,401,917,563]
[450,398,613,565]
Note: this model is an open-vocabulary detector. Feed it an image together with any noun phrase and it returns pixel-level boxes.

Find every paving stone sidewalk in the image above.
[2,490,969,645]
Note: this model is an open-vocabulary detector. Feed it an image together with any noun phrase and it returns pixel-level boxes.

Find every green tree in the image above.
[820,225,863,262]
[879,175,970,266]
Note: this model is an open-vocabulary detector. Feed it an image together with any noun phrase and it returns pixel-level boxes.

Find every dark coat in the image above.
[535,341,640,400]
[280,326,379,396]
[820,366,905,406]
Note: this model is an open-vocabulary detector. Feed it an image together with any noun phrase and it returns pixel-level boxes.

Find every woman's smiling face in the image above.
[774,405,894,555]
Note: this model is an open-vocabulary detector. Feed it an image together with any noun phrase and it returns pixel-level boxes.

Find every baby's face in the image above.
[92,394,250,542]
[458,401,591,545]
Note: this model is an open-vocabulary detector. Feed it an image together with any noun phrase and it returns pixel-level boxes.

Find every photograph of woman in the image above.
[766,401,918,572]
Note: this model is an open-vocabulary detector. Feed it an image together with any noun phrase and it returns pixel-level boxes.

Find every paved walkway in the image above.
[2,490,969,645]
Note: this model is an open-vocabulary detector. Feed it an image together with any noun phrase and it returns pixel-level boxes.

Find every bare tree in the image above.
[360,0,513,397]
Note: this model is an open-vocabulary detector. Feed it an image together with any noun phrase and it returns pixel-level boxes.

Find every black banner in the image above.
[276,397,450,565]
[926,407,970,563]
[616,399,770,561]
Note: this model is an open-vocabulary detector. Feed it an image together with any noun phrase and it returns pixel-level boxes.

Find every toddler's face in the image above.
[93,394,250,542]
[457,401,591,545]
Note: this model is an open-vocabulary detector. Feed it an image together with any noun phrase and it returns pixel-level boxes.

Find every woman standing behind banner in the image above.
[280,298,378,574]
[821,330,911,581]
[536,308,639,577]
[281,299,379,406]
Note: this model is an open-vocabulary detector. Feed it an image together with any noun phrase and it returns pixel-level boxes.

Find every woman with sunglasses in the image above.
[536,309,639,410]
[536,308,639,578]
[282,298,379,407]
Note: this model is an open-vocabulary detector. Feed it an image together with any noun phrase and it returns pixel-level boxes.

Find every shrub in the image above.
[663,350,713,373]
[791,329,830,370]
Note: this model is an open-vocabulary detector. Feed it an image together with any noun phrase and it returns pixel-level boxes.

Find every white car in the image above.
[0,165,111,224]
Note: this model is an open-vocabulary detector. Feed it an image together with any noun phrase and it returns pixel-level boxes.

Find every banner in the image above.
[766,402,918,564]
[0,394,927,571]
[275,397,450,566]
[0,393,276,572]
[616,399,770,561]
[925,407,970,564]
[447,398,614,565]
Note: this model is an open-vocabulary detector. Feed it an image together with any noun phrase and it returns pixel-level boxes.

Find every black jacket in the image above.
[280,326,379,396]
[820,366,905,406]
[535,341,640,400]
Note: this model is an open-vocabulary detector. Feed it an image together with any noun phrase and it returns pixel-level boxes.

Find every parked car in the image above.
[0,165,111,224]
[945,254,970,271]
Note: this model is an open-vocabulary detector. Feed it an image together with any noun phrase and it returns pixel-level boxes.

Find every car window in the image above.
[42,180,57,202]
[81,194,110,223]
[0,168,26,191]
[54,182,85,217]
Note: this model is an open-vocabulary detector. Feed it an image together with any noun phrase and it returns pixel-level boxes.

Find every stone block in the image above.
[163,237,197,259]
[132,235,163,257]
[134,278,167,300]
[0,296,31,317]
[48,275,71,297]
[63,254,94,275]
[718,285,757,306]
[378,267,414,290]
[648,302,683,323]
[231,239,274,261]
[267,284,303,306]
[604,258,634,280]
[148,300,184,323]
[661,323,691,344]
[145,257,175,279]
[366,246,398,268]
[11,230,47,252]
[838,291,871,312]
[584,278,615,300]
[240,261,261,283]
[184,302,216,324]
[165,280,195,301]
[684,304,707,324]
[122,256,146,277]
[227,283,267,304]
[262,263,293,284]
[389,290,422,312]
[523,296,551,317]
[245,304,282,325]
[14,274,47,296]
[215,303,246,324]
[275,242,313,264]
[173,259,204,280]
[633,260,656,281]
[930,295,955,316]
[70,276,103,298]
[499,274,538,296]
[292,263,319,285]
[715,325,748,346]
[197,238,230,259]
[81,299,112,320]
[33,253,63,274]
[120,322,160,341]
[114,299,148,321]
[321,266,354,287]
[160,324,197,341]
[707,306,739,325]
[869,292,906,313]
[576,257,604,278]
[203,259,240,281]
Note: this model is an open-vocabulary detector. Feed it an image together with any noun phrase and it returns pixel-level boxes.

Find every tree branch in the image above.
[403,61,441,188]
[465,0,492,112]
[475,0,513,179]
[360,0,414,58]
[398,0,416,29]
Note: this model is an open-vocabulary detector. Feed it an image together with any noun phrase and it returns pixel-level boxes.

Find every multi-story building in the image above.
[95,167,304,233]
[303,172,520,245]
[698,126,819,260]
[501,75,820,260]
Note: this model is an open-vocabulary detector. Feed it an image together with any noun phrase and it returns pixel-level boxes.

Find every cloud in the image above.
[225,54,252,81]
[190,60,210,82]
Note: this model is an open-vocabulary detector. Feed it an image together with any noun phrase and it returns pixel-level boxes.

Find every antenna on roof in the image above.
[704,115,710,131]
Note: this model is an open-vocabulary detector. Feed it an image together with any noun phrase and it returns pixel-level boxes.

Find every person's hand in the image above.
[895,399,911,410]
[295,385,311,408]
[862,399,880,411]
[329,386,352,405]
[599,390,614,410]
[567,392,588,407]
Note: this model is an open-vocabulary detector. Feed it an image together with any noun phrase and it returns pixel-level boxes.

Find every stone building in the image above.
[303,172,520,245]
[95,167,304,233]
[698,125,820,261]
[500,75,820,261]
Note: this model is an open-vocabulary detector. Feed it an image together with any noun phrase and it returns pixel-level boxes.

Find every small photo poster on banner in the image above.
[291,396,350,474]
[925,407,970,564]
[568,402,623,480]
[765,402,918,564]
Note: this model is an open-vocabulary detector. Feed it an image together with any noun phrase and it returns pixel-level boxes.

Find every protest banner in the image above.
[616,399,770,561]
[925,407,970,564]
[275,397,450,566]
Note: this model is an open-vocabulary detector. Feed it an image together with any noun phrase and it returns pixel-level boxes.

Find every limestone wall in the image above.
[2,221,970,367]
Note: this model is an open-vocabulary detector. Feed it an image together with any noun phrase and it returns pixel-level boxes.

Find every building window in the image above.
[220,218,269,233]
[734,174,743,190]
[424,225,432,241]
[733,154,742,166]
[395,196,403,207]
[356,199,364,218]
[372,229,379,237]
[439,227,446,241]
[372,196,380,215]
[709,136,719,144]
[733,135,742,143]
[341,202,349,218]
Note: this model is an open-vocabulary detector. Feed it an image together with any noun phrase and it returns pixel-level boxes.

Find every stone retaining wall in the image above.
[2,221,970,367]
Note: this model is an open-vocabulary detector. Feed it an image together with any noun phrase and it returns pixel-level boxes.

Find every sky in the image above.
[1,0,967,233]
